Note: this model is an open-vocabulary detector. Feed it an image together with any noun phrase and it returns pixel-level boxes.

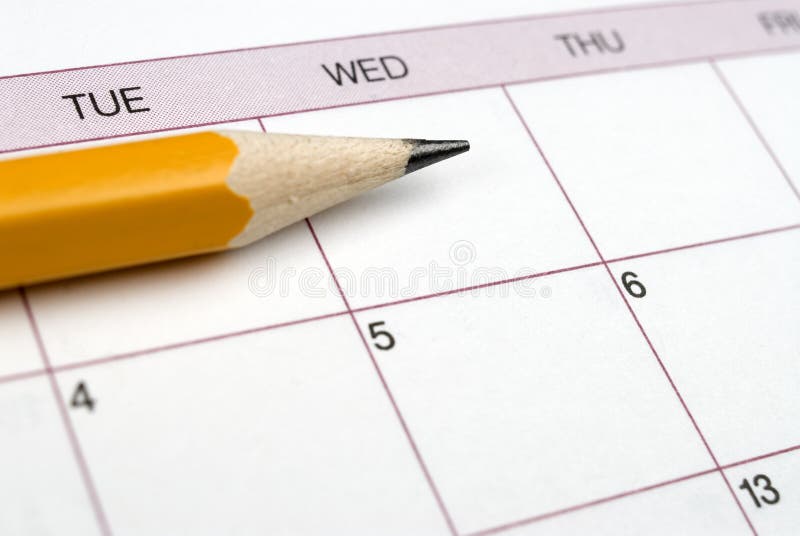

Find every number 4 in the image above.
[368,321,395,350]
[70,381,96,412]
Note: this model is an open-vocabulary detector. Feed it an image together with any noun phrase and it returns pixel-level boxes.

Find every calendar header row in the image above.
[1,0,799,153]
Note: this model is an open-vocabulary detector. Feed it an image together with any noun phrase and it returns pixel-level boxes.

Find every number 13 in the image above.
[739,474,780,507]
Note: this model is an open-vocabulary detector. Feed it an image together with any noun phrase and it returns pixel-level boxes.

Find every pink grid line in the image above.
[500,85,758,534]
[351,260,604,313]
[0,0,757,82]
[50,310,351,375]
[304,218,459,535]
[263,119,454,535]
[2,222,796,389]
[721,443,800,470]
[469,442,800,536]
[18,288,112,536]
[605,222,800,263]
[466,468,720,536]
[3,42,800,157]
[710,60,800,202]
[353,222,800,315]
[0,368,46,384]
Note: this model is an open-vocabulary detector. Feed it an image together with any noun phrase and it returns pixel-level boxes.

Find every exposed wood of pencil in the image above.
[227,132,414,246]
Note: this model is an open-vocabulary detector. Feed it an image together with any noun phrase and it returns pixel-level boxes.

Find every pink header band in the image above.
[1,0,799,153]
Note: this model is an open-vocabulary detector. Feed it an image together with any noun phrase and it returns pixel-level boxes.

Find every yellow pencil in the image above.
[0,131,468,289]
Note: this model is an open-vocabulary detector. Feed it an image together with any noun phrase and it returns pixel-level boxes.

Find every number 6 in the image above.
[621,271,647,298]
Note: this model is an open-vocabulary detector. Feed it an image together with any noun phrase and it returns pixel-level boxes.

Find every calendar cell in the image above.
[608,228,800,464]
[267,88,598,309]
[505,63,800,260]
[357,266,714,534]
[55,316,450,535]
[24,120,343,366]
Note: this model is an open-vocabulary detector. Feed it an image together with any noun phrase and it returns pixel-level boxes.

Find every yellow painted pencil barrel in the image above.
[2,133,250,288]
[0,130,468,289]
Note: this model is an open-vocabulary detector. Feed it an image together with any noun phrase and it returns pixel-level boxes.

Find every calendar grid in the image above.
[18,288,112,536]
[2,221,797,388]
[9,216,795,535]
[9,227,800,529]
[304,218,459,536]
[503,81,757,534]
[267,101,458,532]
[499,85,756,533]
[4,2,800,532]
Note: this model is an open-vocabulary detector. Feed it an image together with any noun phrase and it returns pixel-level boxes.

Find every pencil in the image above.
[0,131,469,289]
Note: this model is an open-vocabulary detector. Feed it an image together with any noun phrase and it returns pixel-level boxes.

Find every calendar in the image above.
[1,0,799,534]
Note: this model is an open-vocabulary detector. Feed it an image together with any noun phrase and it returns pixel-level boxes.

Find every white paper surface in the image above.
[2,1,799,534]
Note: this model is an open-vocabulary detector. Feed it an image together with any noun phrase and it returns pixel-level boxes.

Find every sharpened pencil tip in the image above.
[404,139,470,174]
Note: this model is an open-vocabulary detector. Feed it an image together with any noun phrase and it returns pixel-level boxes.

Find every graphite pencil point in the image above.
[404,139,470,174]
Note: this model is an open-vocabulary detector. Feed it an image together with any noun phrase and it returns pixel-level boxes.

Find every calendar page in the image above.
[1,1,799,534]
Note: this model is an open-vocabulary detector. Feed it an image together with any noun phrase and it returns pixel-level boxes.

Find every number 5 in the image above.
[368,321,395,350]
